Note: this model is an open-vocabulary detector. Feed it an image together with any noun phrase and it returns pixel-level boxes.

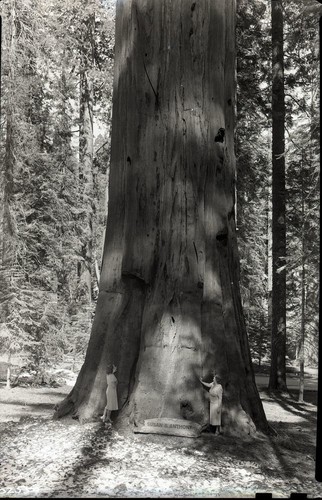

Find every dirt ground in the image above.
[0,372,321,498]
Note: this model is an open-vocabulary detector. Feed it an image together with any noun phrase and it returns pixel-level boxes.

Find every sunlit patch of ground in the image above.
[0,374,321,498]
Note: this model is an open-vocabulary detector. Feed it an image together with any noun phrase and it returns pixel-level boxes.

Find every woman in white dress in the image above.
[200,374,223,434]
[101,364,118,423]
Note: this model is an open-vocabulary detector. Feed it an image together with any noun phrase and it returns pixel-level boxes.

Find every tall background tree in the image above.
[269,0,287,392]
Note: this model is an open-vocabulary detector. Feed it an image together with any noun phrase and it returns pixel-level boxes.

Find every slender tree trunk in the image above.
[298,157,305,403]
[266,171,273,366]
[78,15,95,312]
[72,339,78,373]
[269,0,287,392]
[55,55,74,302]
[94,257,100,287]
[6,351,12,389]
[258,311,265,368]
[298,248,305,402]
[55,0,269,435]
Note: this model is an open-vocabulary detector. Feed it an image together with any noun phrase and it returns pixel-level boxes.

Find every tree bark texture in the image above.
[78,15,95,307]
[266,172,272,368]
[269,0,287,392]
[55,57,74,302]
[298,161,305,403]
[55,0,268,435]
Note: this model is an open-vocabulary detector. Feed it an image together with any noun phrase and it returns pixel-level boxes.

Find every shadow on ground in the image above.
[49,421,113,497]
[262,390,317,425]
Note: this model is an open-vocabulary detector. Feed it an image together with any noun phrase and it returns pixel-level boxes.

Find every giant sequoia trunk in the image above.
[268,0,287,392]
[55,0,269,435]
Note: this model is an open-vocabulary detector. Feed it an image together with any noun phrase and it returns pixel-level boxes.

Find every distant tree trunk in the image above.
[94,257,100,286]
[55,55,74,303]
[100,162,110,268]
[55,0,269,435]
[267,173,273,361]
[78,14,95,311]
[258,310,265,368]
[0,0,16,323]
[72,339,78,373]
[6,351,12,389]
[269,0,287,392]
[298,157,306,403]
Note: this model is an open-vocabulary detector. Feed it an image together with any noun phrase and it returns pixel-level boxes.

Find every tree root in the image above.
[53,395,76,420]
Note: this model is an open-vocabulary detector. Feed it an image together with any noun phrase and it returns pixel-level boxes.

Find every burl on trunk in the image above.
[54,0,268,435]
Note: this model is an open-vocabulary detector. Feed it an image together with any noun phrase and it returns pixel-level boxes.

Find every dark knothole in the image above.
[171,316,175,324]
[216,231,228,245]
[191,2,196,11]
[127,156,131,165]
[180,400,194,419]
[215,128,225,143]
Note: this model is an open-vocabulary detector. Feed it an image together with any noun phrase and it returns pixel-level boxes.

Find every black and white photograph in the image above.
[0,0,321,497]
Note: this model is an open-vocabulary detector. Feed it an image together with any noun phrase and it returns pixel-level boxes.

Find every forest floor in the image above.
[0,367,321,498]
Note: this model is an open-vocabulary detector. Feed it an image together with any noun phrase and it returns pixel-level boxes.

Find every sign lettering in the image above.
[134,417,202,438]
